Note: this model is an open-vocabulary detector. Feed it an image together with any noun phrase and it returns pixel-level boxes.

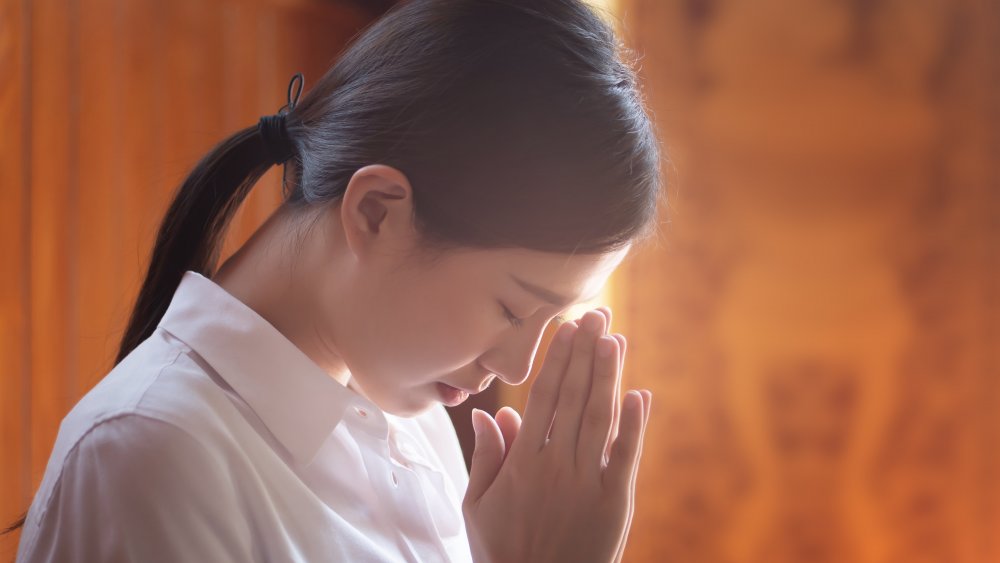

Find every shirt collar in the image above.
[157,270,378,466]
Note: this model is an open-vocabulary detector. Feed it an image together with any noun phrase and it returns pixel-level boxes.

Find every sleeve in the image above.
[17,414,254,563]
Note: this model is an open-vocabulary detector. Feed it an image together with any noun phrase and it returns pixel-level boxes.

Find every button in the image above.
[355,407,368,418]
[391,471,398,486]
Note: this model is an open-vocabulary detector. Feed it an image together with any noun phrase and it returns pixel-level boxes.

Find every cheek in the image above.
[401,297,489,371]
[355,286,488,382]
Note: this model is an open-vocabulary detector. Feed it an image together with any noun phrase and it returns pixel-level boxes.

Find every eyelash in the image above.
[500,304,524,328]
[500,303,567,329]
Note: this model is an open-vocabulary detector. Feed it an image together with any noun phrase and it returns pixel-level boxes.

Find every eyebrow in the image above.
[509,274,601,308]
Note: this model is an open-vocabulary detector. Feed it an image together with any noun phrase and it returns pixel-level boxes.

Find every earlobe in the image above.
[340,164,414,258]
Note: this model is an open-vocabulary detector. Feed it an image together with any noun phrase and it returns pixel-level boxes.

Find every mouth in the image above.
[436,373,496,407]
[436,382,471,407]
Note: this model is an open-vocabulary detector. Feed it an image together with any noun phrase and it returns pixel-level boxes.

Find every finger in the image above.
[595,305,612,331]
[605,333,627,463]
[631,391,651,491]
[639,389,651,427]
[549,310,606,453]
[591,308,618,466]
[517,320,577,453]
[615,390,651,562]
[495,406,522,462]
[624,391,652,495]
[577,334,620,472]
[465,409,505,506]
[605,390,645,490]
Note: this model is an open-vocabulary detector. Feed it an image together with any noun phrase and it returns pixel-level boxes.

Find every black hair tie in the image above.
[258,72,304,166]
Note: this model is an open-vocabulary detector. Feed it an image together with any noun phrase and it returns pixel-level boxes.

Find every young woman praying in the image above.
[10,0,661,560]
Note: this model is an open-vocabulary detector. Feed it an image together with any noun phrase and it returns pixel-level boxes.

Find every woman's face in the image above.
[337,244,628,417]
[310,165,631,417]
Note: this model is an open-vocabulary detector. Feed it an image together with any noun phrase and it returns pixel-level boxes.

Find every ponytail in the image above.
[114,126,278,364]
[116,72,303,364]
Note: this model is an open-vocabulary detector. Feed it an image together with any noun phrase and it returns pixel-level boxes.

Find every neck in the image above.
[213,205,353,387]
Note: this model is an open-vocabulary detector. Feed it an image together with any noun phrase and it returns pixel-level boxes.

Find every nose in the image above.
[479,321,549,386]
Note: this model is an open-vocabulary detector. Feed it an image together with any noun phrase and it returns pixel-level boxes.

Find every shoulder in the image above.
[68,412,222,480]
[18,413,252,562]
[40,412,240,518]
[56,328,241,469]
[17,330,256,561]
[43,326,252,508]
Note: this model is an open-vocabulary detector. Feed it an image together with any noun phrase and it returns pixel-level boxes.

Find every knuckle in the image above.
[471,443,492,459]
[573,341,596,359]
[552,338,575,357]
[583,407,610,428]
[528,381,556,403]
[558,383,585,404]
[594,360,617,378]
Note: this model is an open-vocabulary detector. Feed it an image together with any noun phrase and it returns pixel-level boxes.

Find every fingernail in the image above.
[471,409,485,435]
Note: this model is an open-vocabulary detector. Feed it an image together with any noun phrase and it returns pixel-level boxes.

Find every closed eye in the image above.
[500,302,568,330]
[500,303,524,328]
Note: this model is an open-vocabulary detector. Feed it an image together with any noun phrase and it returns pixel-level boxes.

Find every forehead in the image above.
[445,245,630,300]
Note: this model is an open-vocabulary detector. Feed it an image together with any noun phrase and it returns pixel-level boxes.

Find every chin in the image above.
[370,389,438,418]
[380,401,436,418]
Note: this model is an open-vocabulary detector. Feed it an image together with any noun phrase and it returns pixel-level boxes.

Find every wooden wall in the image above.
[611,0,1000,562]
[0,0,377,556]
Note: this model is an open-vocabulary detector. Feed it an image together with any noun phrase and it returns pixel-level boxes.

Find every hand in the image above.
[484,308,650,563]
[463,308,652,563]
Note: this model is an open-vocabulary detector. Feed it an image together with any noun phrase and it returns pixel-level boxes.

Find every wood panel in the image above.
[0,0,374,556]
[0,0,30,560]
[28,6,76,550]
[614,0,999,562]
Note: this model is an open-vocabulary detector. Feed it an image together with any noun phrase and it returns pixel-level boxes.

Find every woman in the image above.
[8,0,661,560]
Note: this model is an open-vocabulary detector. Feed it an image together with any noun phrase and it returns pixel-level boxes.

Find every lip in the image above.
[436,382,470,407]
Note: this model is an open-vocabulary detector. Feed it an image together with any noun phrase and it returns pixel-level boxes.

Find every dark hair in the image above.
[3,0,662,536]
[117,0,661,364]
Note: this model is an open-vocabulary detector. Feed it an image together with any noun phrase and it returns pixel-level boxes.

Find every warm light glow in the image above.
[496,278,617,411]
[583,0,621,30]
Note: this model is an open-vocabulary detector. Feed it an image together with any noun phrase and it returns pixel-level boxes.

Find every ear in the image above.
[339,164,415,260]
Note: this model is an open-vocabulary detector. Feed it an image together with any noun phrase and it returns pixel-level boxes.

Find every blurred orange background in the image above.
[1,0,997,562]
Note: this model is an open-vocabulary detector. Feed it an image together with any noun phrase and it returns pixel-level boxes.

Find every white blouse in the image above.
[16,270,473,562]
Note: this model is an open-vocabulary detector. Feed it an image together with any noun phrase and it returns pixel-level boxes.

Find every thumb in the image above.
[465,408,505,505]
[494,406,522,461]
